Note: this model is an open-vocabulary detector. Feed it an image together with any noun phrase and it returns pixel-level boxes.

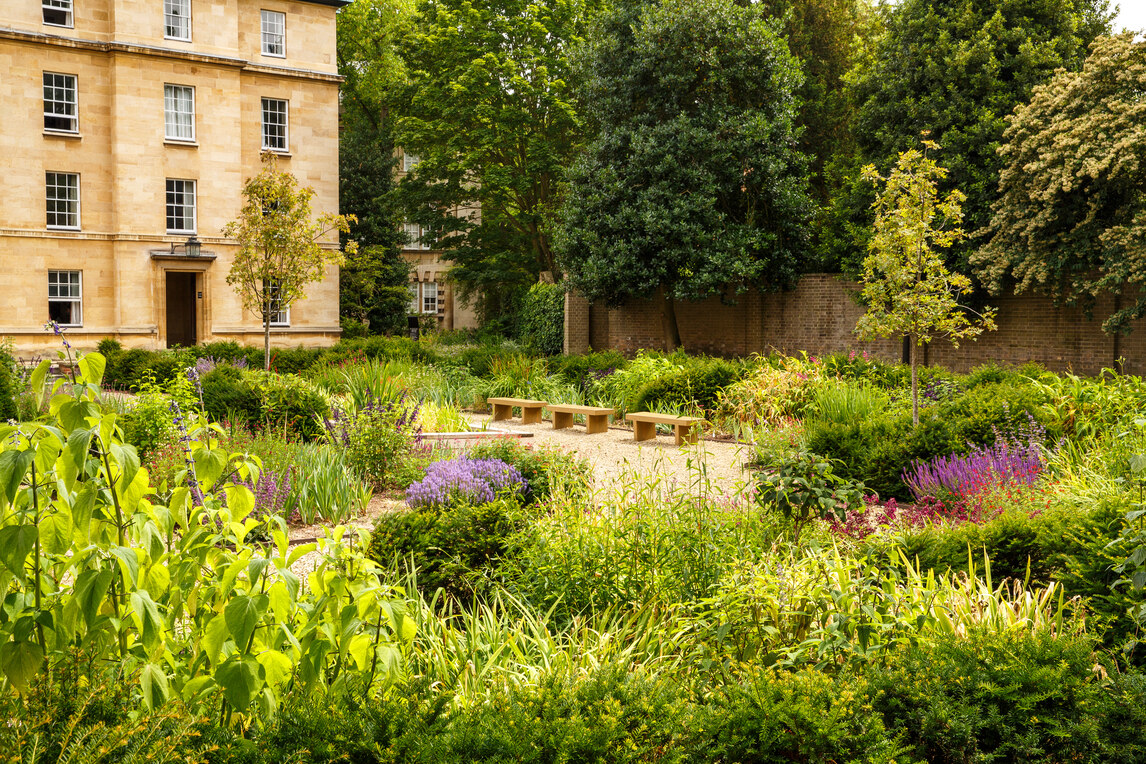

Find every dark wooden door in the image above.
[166,272,197,347]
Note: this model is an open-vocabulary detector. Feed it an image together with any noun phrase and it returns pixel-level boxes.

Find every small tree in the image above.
[854,138,996,425]
[225,154,356,369]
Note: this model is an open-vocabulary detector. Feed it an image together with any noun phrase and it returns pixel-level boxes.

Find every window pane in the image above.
[165,0,190,39]
[403,152,419,172]
[164,84,194,140]
[42,0,72,26]
[423,282,438,314]
[46,172,79,229]
[261,98,288,150]
[166,178,196,232]
[48,270,82,326]
[261,10,285,56]
[43,72,77,132]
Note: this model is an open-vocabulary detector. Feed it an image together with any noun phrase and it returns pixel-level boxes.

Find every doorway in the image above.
[166,272,197,347]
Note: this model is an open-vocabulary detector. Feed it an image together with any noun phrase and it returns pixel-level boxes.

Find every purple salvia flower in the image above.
[170,399,205,507]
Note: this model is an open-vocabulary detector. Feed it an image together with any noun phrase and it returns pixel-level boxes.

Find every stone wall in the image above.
[569,274,1145,376]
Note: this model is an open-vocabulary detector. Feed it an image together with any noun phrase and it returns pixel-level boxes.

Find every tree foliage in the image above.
[556,0,812,349]
[393,0,602,318]
[974,34,1146,334]
[224,155,355,369]
[832,0,1112,275]
[855,139,996,425]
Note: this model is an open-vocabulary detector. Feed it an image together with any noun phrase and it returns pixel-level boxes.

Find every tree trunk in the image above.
[661,288,682,352]
[264,301,272,372]
[909,333,919,427]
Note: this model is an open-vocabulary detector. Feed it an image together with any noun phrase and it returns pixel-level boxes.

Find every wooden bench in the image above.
[625,412,703,446]
[488,397,548,425]
[548,404,615,434]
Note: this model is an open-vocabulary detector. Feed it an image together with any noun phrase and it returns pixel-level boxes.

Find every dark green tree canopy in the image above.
[835,0,1112,275]
[973,34,1146,333]
[556,0,812,346]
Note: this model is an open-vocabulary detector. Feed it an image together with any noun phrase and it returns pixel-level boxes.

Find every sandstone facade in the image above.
[0,0,345,356]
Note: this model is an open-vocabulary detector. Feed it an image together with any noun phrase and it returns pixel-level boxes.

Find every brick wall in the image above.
[567,274,1145,375]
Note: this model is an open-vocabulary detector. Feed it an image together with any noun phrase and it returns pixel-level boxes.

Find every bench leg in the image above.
[586,414,608,434]
[633,420,656,442]
[522,406,544,425]
[491,403,511,421]
[674,423,698,446]
[553,411,573,430]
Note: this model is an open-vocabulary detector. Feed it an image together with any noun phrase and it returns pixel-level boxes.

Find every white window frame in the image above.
[260,10,286,57]
[46,172,80,230]
[402,152,420,172]
[42,0,72,28]
[164,0,191,41]
[421,281,438,315]
[408,283,420,313]
[264,279,290,326]
[43,72,78,133]
[260,98,289,152]
[48,270,83,327]
[163,84,195,142]
[403,221,431,250]
[165,178,197,234]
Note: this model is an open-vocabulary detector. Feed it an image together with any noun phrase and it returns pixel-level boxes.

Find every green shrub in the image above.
[324,397,420,489]
[267,346,324,375]
[104,347,157,389]
[685,667,905,763]
[467,438,591,503]
[257,372,330,441]
[551,349,628,389]
[0,342,16,422]
[96,337,123,357]
[370,497,531,602]
[514,282,565,356]
[200,365,262,426]
[865,629,1146,762]
[632,358,742,414]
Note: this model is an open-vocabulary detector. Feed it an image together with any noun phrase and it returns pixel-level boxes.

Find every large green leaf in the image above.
[78,352,106,386]
[140,662,170,710]
[0,450,35,508]
[0,525,38,582]
[202,612,230,666]
[0,640,44,691]
[74,568,114,628]
[225,595,267,651]
[39,510,71,556]
[215,655,264,713]
[130,590,165,654]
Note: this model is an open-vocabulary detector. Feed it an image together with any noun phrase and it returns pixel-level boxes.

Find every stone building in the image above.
[397,150,479,331]
[0,0,346,355]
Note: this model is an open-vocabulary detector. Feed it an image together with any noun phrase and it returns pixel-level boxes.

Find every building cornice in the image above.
[0,27,342,83]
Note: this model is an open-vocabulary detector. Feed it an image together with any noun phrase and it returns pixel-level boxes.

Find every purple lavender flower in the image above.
[903,440,1044,501]
[170,399,205,506]
[406,457,527,510]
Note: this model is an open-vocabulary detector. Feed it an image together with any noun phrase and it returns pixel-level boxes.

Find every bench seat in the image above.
[487,397,548,424]
[624,412,703,445]
[547,404,615,434]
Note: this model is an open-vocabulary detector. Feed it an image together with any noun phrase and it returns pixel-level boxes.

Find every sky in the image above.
[1114,2,1146,32]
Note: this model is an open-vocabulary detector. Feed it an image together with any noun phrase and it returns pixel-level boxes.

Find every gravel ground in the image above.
[286,413,755,577]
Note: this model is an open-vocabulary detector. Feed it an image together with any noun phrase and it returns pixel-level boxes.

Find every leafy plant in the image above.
[286,443,372,525]
[756,450,866,543]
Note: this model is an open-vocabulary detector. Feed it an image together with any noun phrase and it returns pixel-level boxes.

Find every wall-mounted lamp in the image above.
[170,235,203,257]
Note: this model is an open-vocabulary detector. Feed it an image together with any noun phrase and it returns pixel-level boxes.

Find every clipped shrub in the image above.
[633,358,742,415]
[370,497,531,601]
[96,337,123,357]
[200,364,262,426]
[103,347,157,390]
[257,372,330,441]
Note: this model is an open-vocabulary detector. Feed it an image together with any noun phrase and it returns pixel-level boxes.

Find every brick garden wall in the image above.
[569,274,1146,376]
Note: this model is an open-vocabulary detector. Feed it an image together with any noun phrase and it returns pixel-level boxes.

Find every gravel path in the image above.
[286,414,756,577]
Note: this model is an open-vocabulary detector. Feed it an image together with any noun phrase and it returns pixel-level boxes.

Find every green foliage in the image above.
[550,348,627,390]
[756,450,866,543]
[393,0,598,313]
[0,352,413,723]
[513,282,565,356]
[839,0,1111,274]
[224,153,355,369]
[200,365,262,427]
[0,343,17,423]
[287,443,372,525]
[866,629,1144,762]
[632,359,742,416]
[855,139,997,425]
[587,351,683,415]
[975,34,1146,333]
[95,337,122,357]
[324,398,420,489]
[806,379,889,426]
[370,497,532,603]
[688,667,906,762]
[557,0,812,347]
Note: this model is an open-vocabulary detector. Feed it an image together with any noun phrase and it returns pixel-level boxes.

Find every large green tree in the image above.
[392,0,603,320]
[556,0,812,350]
[337,0,415,335]
[830,0,1111,275]
[974,34,1146,334]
